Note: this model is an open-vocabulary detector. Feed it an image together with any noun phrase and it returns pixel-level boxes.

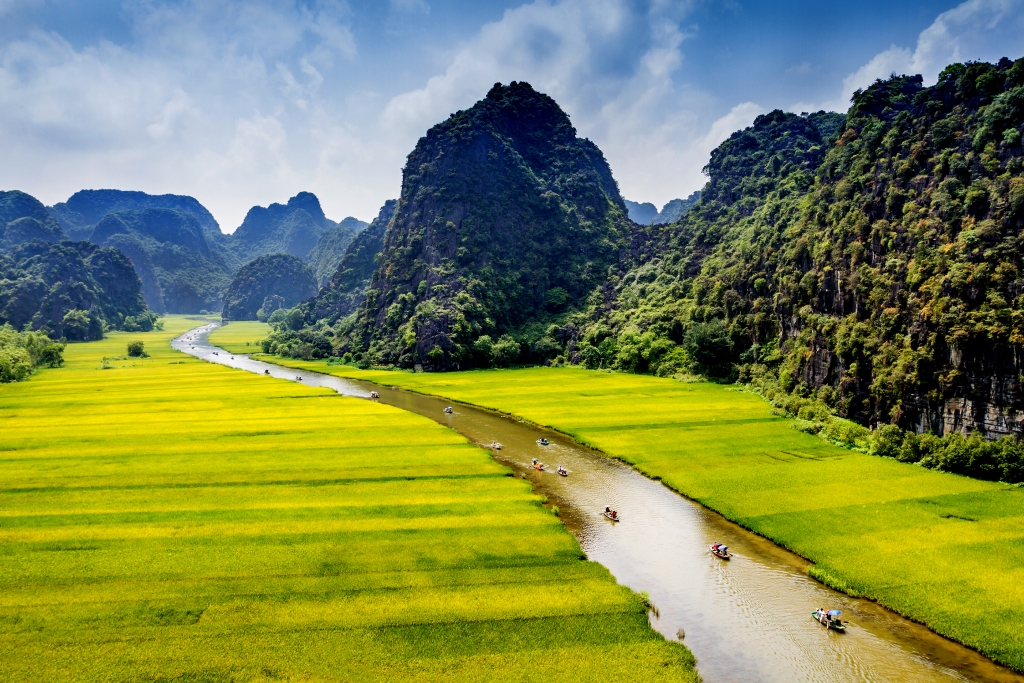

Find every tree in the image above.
[127,341,147,357]
[683,321,734,377]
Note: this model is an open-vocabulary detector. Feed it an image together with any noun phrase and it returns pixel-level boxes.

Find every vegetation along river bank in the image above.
[201,322,1024,682]
[251,344,1024,674]
[0,316,697,683]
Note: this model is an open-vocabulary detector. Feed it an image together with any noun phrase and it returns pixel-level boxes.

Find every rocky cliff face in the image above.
[345,82,630,369]
[222,253,317,321]
[580,58,1024,439]
[304,200,395,322]
[91,209,232,313]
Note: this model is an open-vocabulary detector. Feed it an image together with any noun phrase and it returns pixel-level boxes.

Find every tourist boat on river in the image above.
[710,543,731,559]
[537,438,549,445]
[603,507,620,522]
[490,441,502,450]
[444,406,453,414]
[812,609,846,632]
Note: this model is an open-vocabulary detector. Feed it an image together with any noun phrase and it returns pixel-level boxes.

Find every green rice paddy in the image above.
[208,320,271,354]
[269,361,1024,672]
[0,320,697,682]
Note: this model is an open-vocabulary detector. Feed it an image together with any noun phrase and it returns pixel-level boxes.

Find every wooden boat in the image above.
[557,468,568,477]
[370,391,379,399]
[709,544,731,559]
[295,376,303,381]
[534,463,545,471]
[537,438,549,445]
[490,442,502,450]
[812,610,846,632]
[444,406,453,414]
[603,511,620,522]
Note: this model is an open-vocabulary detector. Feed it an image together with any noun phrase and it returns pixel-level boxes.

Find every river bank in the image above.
[201,323,1024,682]
[245,349,1024,675]
[0,319,696,683]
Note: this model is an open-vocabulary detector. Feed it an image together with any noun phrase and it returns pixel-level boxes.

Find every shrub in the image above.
[491,335,521,367]
[126,341,147,358]
[683,321,734,377]
[0,324,64,382]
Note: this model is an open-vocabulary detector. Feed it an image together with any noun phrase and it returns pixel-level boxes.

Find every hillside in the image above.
[90,209,232,314]
[307,216,368,287]
[564,57,1024,441]
[49,189,221,242]
[0,239,150,340]
[230,192,334,263]
[314,82,629,369]
[222,253,317,321]
[1,191,65,246]
[303,199,396,323]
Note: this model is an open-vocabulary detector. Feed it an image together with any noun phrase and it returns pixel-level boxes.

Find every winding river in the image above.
[175,323,1023,683]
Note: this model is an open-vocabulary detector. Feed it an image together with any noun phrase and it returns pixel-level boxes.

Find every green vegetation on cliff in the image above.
[222,253,317,321]
[0,239,153,341]
[317,82,629,370]
[1,191,64,247]
[91,208,233,314]
[550,59,1024,446]
[307,216,368,286]
[303,199,396,323]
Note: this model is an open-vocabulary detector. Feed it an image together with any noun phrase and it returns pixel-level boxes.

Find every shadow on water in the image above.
[175,323,1024,683]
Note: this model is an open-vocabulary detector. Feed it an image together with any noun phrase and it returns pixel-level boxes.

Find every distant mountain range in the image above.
[624,192,700,225]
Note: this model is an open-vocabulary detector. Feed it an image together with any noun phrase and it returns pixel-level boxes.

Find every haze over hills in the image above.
[624,193,701,226]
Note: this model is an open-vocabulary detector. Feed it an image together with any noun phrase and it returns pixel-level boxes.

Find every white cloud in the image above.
[0,0,367,229]
[814,0,1024,112]
[381,0,724,209]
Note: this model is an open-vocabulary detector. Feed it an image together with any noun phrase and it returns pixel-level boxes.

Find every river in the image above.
[174,323,1023,683]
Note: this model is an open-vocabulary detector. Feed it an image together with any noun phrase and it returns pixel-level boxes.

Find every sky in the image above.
[1,0,1023,231]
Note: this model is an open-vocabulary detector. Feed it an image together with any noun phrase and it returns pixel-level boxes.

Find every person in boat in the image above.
[605,506,611,514]
[557,465,566,475]
[264,369,270,375]
[611,510,618,519]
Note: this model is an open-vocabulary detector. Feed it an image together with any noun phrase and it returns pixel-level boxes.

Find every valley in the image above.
[0,317,696,682]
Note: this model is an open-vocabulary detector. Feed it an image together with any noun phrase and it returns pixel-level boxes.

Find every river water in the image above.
[174,324,1022,683]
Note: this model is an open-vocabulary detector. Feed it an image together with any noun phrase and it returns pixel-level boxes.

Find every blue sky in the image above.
[1,0,1023,230]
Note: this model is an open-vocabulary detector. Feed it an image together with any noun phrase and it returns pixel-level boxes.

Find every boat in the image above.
[490,441,502,450]
[557,467,568,477]
[444,406,453,414]
[710,543,731,559]
[812,609,846,632]
[537,438,549,445]
[603,511,620,522]
[370,391,379,399]
[295,376,303,381]
[264,369,270,375]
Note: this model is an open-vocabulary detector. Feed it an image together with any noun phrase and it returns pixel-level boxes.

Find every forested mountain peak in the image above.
[0,190,65,246]
[50,189,220,241]
[230,191,336,262]
[319,81,629,369]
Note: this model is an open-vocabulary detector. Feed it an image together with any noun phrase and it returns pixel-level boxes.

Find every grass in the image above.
[0,319,697,683]
[208,320,271,354]
[264,361,1024,672]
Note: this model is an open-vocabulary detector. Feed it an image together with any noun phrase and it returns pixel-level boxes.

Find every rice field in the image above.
[208,320,271,354]
[0,321,698,683]
[267,361,1024,672]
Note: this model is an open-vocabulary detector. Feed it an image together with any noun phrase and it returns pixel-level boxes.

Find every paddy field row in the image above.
[263,358,1024,672]
[0,319,697,682]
